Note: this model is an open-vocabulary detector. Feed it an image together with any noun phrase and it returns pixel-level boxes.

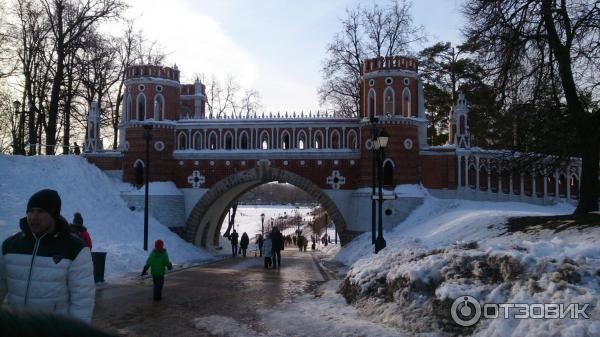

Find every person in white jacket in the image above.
[0,189,95,323]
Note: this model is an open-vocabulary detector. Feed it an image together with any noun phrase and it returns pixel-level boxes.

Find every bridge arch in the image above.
[185,165,349,250]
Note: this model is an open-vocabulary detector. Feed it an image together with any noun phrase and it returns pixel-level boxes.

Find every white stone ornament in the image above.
[365,139,373,150]
[187,170,205,189]
[403,138,413,150]
[326,170,346,190]
[179,161,184,166]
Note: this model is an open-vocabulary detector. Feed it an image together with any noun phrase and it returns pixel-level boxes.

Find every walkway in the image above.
[92,248,327,336]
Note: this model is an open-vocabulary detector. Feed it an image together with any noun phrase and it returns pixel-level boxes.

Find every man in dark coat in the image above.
[257,234,264,257]
[229,230,239,257]
[239,232,249,257]
[0,189,95,323]
[270,227,284,268]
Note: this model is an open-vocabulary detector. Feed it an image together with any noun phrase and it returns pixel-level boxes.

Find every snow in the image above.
[0,154,212,280]
[334,184,600,336]
[221,205,314,240]
[119,181,183,195]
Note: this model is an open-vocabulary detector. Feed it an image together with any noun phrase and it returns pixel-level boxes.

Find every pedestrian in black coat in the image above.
[257,234,264,257]
[240,232,249,257]
[270,227,284,268]
[229,230,239,257]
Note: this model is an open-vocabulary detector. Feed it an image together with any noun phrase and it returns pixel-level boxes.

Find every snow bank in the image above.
[336,185,600,336]
[0,155,213,280]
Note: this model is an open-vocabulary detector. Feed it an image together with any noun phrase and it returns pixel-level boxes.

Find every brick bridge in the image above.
[85,57,582,250]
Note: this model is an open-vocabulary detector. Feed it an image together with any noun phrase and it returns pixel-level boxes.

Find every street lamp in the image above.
[374,128,389,253]
[261,213,265,237]
[143,123,153,251]
[370,116,378,245]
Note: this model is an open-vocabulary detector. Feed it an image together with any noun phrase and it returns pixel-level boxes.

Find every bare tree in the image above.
[40,0,125,155]
[464,0,600,213]
[319,0,425,116]
[239,89,261,117]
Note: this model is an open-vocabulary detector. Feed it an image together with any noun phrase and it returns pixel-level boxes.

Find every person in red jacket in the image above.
[70,212,92,250]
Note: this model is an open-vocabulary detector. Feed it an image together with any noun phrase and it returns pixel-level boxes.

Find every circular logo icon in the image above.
[451,295,481,327]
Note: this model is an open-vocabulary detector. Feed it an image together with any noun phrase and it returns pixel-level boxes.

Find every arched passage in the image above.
[185,165,351,250]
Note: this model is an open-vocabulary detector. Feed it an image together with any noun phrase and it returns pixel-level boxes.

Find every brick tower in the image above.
[358,56,428,188]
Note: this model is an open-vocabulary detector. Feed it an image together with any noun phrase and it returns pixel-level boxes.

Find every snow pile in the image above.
[336,187,600,336]
[0,155,213,280]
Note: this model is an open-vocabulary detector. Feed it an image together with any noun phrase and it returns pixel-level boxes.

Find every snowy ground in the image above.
[336,187,600,336]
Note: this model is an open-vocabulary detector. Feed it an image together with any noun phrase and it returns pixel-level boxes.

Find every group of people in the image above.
[227,229,250,257]
[0,188,173,335]
[261,227,284,268]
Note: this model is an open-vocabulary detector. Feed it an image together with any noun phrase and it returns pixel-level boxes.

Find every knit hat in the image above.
[73,212,83,225]
[154,239,164,250]
[27,189,61,220]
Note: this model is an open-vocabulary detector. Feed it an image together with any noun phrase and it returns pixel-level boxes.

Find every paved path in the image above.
[92,249,327,336]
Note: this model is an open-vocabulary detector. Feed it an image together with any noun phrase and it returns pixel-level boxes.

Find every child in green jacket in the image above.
[141,239,173,301]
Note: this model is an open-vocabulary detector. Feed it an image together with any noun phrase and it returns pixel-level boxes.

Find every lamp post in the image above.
[143,123,153,251]
[261,213,265,237]
[370,116,378,245]
[374,128,389,254]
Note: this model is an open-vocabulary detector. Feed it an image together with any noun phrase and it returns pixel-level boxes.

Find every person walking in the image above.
[70,212,92,250]
[229,230,239,257]
[270,227,284,268]
[0,189,95,323]
[141,239,172,301]
[257,234,264,257]
[262,234,273,268]
[240,232,249,257]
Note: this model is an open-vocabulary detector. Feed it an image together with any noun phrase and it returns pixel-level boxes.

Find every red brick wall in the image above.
[420,154,457,189]
[123,125,177,183]
[85,155,123,171]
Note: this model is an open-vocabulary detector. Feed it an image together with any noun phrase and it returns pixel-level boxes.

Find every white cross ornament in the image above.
[326,170,346,190]
[187,170,205,189]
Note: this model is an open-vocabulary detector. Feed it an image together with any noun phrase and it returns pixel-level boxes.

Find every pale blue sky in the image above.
[122,0,465,112]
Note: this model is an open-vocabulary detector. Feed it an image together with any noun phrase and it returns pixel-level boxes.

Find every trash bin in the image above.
[91,252,107,283]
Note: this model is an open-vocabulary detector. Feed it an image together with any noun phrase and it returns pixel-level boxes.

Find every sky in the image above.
[117,0,465,113]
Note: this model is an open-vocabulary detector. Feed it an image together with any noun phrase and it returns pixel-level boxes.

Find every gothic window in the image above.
[208,131,218,150]
[383,159,394,187]
[297,130,307,150]
[402,88,411,117]
[330,130,340,149]
[259,131,270,149]
[177,132,188,150]
[384,87,395,115]
[239,131,249,149]
[368,89,376,118]
[347,130,358,149]
[460,115,465,134]
[314,130,324,149]
[193,131,202,150]
[224,132,233,150]
[153,94,164,121]
[136,93,146,120]
[281,131,290,149]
